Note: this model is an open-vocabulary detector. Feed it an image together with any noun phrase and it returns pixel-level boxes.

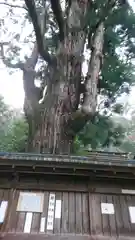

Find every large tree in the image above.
[0,0,135,154]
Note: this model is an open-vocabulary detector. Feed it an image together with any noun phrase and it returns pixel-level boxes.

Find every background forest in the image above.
[1,91,135,154]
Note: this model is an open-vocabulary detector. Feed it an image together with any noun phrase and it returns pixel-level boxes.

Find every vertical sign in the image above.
[129,206,135,223]
[40,217,46,232]
[47,193,55,230]
[0,201,8,223]
[23,212,33,233]
[55,200,61,219]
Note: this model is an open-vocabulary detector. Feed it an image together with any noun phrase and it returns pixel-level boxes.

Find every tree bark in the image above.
[31,97,75,154]
[82,22,104,115]
[26,0,89,154]
[1,0,106,155]
[28,53,82,154]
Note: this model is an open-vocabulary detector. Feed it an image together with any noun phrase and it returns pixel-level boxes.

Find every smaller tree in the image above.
[73,113,125,154]
[120,115,135,154]
[0,96,28,152]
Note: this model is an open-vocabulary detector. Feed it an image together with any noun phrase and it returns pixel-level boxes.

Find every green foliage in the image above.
[119,113,135,154]
[112,103,124,114]
[0,96,12,129]
[74,1,135,153]
[0,96,28,152]
[74,115,125,153]
[99,5,135,99]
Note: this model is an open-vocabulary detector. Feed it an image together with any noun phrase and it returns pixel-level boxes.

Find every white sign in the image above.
[55,200,61,219]
[101,203,114,214]
[122,189,135,195]
[0,201,8,223]
[23,212,33,233]
[17,192,44,213]
[47,193,55,230]
[129,206,135,223]
[40,217,46,232]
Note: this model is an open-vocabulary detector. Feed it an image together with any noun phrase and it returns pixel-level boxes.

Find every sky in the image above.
[0,66,24,108]
[0,0,135,109]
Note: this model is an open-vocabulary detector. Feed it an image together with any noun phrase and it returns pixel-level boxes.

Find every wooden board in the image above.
[0,187,135,239]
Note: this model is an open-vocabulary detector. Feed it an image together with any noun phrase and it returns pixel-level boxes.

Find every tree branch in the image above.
[24,0,55,65]
[0,43,24,70]
[25,42,38,69]
[82,22,105,115]
[88,0,116,48]
[50,0,64,41]
[83,0,118,115]
[0,2,27,10]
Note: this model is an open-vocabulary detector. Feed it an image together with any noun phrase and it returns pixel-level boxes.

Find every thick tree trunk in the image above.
[25,0,104,154]
[28,58,81,154]
[31,101,74,154]
[27,79,77,153]
[26,0,89,154]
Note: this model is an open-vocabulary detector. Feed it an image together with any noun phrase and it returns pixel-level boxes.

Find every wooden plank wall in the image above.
[5,191,89,235]
[0,189,135,237]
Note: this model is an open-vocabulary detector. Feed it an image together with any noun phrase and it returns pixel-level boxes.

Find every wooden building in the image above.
[0,151,135,240]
